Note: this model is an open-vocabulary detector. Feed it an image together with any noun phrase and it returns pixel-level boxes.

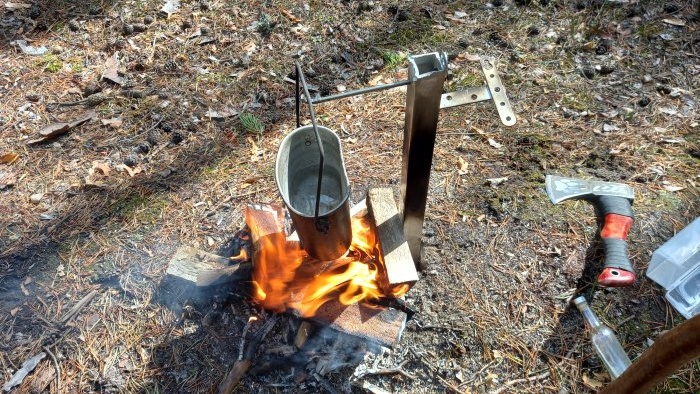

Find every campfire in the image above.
[248,204,410,319]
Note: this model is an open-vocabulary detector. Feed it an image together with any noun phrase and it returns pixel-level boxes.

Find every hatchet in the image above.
[545,175,636,287]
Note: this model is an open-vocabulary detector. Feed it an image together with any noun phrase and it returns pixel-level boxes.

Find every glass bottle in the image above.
[573,296,632,379]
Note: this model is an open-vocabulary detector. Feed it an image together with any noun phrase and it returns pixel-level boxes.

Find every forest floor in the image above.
[1,0,699,393]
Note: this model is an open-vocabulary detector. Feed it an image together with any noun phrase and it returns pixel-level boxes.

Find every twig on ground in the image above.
[351,380,392,394]
[489,370,551,394]
[205,186,274,217]
[356,360,416,380]
[60,289,99,324]
[436,375,463,394]
[458,359,500,388]
[42,346,61,394]
[313,372,339,394]
[409,348,461,393]
[218,314,280,394]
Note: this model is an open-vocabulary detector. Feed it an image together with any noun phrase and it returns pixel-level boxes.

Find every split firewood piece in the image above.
[367,188,419,293]
[244,203,287,245]
[310,299,407,348]
[166,246,250,287]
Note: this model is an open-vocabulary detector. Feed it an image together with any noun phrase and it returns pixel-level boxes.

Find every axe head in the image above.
[545,175,634,204]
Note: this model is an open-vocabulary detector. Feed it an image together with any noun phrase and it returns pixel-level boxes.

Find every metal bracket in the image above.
[440,56,516,126]
[291,52,517,269]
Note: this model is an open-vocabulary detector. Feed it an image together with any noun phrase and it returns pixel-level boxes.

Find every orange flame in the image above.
[250,211,397,317]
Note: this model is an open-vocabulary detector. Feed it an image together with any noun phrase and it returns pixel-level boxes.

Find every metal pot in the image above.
[275,125,351,261]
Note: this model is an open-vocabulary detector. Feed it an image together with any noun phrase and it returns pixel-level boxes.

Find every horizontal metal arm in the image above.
[311,80,411,104]
[440,86,492,108]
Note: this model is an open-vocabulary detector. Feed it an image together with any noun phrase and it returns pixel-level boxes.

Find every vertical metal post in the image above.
[400,53,448,269]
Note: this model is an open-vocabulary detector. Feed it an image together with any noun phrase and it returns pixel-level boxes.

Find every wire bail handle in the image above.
[294,62,328,234]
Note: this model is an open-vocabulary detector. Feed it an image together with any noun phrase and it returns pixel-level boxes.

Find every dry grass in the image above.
[1,0,699,393]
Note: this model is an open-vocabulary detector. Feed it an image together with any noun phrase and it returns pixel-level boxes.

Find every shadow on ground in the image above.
[0,1,121,47]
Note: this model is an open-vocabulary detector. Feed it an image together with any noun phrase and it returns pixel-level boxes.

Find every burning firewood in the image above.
[218,314,279,394]
[166,245,250,287]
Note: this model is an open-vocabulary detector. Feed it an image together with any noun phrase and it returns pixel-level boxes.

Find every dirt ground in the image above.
[1,0,699,393]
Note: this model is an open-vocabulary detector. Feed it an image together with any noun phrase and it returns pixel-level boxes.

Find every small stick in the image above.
[490,371,550,394]
[218,314,279,394]
[205,187,273,217]
[60,289,99,324]
[435,375,463,394]
[43,346,61,394]
[357,360,416,380]
[238,317,257,362]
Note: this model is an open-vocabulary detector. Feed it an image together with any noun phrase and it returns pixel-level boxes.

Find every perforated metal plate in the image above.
[480,56,516,126]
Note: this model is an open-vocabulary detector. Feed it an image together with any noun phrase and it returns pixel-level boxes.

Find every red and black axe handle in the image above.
[596,195,635,287]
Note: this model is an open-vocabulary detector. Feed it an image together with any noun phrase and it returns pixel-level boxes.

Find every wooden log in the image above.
[165,246,249,287]
[367,188,419,293]
[244,203,286,246]
[310,299,407,348]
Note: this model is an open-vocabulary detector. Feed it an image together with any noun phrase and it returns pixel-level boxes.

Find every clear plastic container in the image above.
[646,217,700,318]
[665,263,700,319]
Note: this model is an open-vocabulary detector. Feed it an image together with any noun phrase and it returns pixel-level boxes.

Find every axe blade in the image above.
[545,175,634,204]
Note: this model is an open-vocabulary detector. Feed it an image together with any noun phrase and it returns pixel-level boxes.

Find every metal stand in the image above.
[299,52,516,269]
[400,53,448,268]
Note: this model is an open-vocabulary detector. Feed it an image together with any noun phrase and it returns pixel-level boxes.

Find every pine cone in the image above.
[163,59,178,72]
[133,23,147,33]
[68,19,80,32]
[122,24,134,35]
[84,93,110,106]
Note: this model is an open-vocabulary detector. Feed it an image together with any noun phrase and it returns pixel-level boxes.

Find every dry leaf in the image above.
[4,2,31,10]
[243,42,257,55]
[368,74,384,86]
[116,164,142,177]
[205,107,238,119]
[487,177,508,186]
[0,152,19,164]
[28,110,97,145]
[91,161,111,176]
[37,122,71,137]
[470,125,486,135]
[101,117,123,128]
[455,53,481,63]
[102,53,124,85]
[279,8,301,23]
[488,138,503,149]
[0,171,17,189]
[248,137,263,162]
[662,18,686,27]
[663,184,685,192]
[10,307,20,316]
[160,0,180,15]
[458,157,468,175]
[582,373,604,389]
